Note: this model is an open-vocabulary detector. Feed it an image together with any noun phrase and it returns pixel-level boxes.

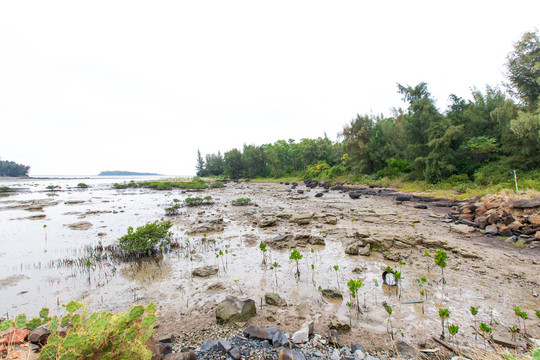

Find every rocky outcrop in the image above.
[189,217,224,234]
[192,265,219,278]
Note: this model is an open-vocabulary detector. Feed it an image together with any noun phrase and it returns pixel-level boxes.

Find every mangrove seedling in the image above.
[434,250,448,283]
[536,310,540,319]
[46,185,61,191]
[479,322,492,347]
[333,265,340,289]
[470,306,479,340]
[290,248,303,278]
[259,241,267,267]
[513,306,528,334]
[489,306,494,325]
[76,183,88,188]
[438,308,449,340]
[273,262,279,290]
[448,324,459,346]
[347,279,364,315]
[394,271,402,300]
[232,197,252,206]
[509,326,517,341]
[385,305,393,338]
[118,221,173,256]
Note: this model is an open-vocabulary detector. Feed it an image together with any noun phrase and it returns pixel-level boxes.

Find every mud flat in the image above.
[0,179,539,358]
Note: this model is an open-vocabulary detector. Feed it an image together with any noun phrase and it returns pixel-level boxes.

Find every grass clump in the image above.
[113,178,207,191]
[184,196,213,206]
[0,186,11,192]
[232,197,252,206]
[164,204,181,216]
[46,185,61,191]
[118,221,173,256]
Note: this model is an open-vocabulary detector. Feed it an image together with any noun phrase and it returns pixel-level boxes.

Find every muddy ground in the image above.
[1,180,539,358]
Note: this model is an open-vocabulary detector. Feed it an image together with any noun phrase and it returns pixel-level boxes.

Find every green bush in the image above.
[184,196,213,206]
[232,197,251,205]
[39,301,156,360]
[474,162,513,186]
[118,221,173,255]
[0,186,11,192]
[46,185,61,191]
[165,204,181,215]
[76,183,88,188]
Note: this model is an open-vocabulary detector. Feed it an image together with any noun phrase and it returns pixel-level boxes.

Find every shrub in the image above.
[0,186,11,192]
[210,181,224,188]
[46,185,61,191]
[76,183,89,188]
[38,301,156,360]
[232,198,251,206]
[165,204,181,215]
[118,221,173,255]
[184,196,213,206]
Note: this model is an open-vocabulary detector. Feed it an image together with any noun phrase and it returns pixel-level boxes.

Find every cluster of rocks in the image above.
[169,324,387,360]
[449,196,540,247]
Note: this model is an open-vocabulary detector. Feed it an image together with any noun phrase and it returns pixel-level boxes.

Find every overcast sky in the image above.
[1,1,539,176]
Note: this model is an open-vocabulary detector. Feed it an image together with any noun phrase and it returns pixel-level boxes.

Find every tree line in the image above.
[0,159,30,177]
[196,30,540,184]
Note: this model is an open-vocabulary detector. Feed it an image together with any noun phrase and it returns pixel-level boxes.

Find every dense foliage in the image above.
[0,159,30,177]
[196,30,540,186]
[118,221,173,255]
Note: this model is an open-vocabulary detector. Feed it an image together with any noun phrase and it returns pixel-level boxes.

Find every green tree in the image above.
[505,29,540,108]
[341,114,375,173]
[224,148,243,179]
[195,150,205,176]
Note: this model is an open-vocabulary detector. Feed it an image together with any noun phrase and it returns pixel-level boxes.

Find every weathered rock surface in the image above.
[189,217,224,233]
[259,216,278,228]
[291,213,313,225]
[215,296,256,325]
[192,265,219,278]
[65,221,93,230]
[321,288,343,300]
[265,292,286,307]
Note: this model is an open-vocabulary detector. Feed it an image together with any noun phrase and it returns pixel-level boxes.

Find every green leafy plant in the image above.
[184,196,213,206]
[259,241,267,267]
[347,279,364,316]
[0,186,11,192]
[513,306,528,334]
[470,306,479,340]
[333,265,340,289]
[46,185,61,191]
[76,183,88,188]
[434,250,448,283]
[232,197,252,206]
[509,326,517,341]
[118,221,173,256]
[385,305,393,338]
[479,322,492,347]
[164,204,181,215]
[0,308,50,331]
[448,324,459,345]
[438,308,449,340]
[39,301,157,359]
[290,248,303,278]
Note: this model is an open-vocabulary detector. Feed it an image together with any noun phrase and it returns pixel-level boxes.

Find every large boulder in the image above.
[216,296,256,325]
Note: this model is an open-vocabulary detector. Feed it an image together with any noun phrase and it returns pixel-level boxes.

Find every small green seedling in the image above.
[333,265,340,289]
[479,322,492,347]
[259,241,267,267]
[470,306,479,340]
[438,308,449,340]
[290,248,303,278]
[448,324,459,345]
[385,305,393,337]
[434,250,448,283]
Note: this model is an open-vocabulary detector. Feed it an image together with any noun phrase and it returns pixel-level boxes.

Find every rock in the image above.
[207,282,225,291]
[323,214,338,225]
[508,221,523,231]
[229,347,241,360]
[200,339,219,351]
[394,341,421,358]
[414,204,428,209]
[291,213,313,225]
[272,330,289,348]
[279,348,306,360]
[307,235,325,245]
[485,224,498,235]
[329,317,351,333]
[349,191,361,199]
[155,342,173,357]
[351,343,367,355]
[451,224,475,234]
[530,214,540,226]
[163,351,197,360]
[358,244,371,256]
[513,198,540,208]
[498,226,513,237]
[475,216,489,228]
[291,321,314,344]
[189,219,224,233]
[157,333,174,343]
[265,293,286,307]
[297,190,304,194]
[243,325,278,340]
[315,193,323,198]
[488,213,499,225]
[354,349,366,359]
[217,340,232,353]
[66,221,93,230]
[259,216,278,228]
[328,329,343,348]
[28,326,50,344]
[216,296,256,325]
[321,288,343,300]
[345,241,364,255]
[192,265,218,278]
[395,195,412,202]
[492,334,518,348]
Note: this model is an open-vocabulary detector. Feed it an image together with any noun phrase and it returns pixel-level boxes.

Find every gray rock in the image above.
[216,296,256,325]
[351,343,366,354]
[163,351,197,360]
[155,342,173,356]
[324,214,338,225]
[291,326,310,344]
[513,198,540,208]
[217,340,232,353]
[265,293,286,307]
[354,349,366,359]
[243,325,279,340]
[192,265,219,278]
[321,288,343,300]
[272,330,290,348]
[259,216,278,228]
[345,241,364,255]
[394,341,421,359]
[485,224,499,235]
[358,244,371,256]
[199,339,219,351]
[329,329,343,347]
[307,235,325,245]
[291,213,313,225]
[330,348,341,360]
[28,326,51,344]
[229,347,241,360]
[157,332,174,343]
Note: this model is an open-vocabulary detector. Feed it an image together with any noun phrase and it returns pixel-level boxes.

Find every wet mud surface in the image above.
[0,178,539,354]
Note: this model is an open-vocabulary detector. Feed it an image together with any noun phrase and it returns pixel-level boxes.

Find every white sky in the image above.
[1,1,539,176]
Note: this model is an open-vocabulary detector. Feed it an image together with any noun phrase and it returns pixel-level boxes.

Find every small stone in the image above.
[229,347,241,360]
[199,339,219,351]
[216,296,256,325]
[329,329,342,347]
[157,333,174,343]
[321,288,343,300]
[217,340,232,353]
[28,326,51,344]
[192,265,218,278]
[265,293,286,307]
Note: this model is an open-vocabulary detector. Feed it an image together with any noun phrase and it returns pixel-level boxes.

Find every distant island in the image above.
[98,171,160,176]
